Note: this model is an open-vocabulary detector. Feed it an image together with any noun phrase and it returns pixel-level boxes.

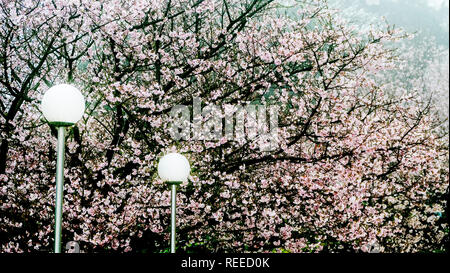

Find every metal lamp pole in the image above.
[53,124,71,253]
[168,181,182,253]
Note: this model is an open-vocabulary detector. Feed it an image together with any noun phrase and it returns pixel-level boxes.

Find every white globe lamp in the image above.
[158,153,190,183]
[41,84,85,126]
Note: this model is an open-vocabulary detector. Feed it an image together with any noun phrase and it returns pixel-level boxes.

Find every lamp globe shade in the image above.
[158,153,190,182]
[41,84,85,125]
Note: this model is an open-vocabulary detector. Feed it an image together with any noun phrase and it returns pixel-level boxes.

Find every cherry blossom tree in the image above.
[0,0,448,253]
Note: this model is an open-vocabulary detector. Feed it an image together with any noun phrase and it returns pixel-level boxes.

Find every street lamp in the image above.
[157,153,190,253]
[41,84,85,253]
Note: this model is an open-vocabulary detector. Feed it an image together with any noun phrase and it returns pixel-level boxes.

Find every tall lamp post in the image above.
[41,84,85,253]
[157,153,190,253]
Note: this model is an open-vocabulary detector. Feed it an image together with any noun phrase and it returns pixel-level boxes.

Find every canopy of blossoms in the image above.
[0,0,448,253]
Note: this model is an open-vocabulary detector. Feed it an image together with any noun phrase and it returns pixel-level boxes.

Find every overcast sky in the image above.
[331,0,449,47]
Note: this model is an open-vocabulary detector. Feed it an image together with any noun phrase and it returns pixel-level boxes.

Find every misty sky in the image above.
[331,0,449,119]
[331,0,449,47]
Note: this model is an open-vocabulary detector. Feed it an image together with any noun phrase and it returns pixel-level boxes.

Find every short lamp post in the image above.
[41,84,85,253]
[157,153,190,253]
